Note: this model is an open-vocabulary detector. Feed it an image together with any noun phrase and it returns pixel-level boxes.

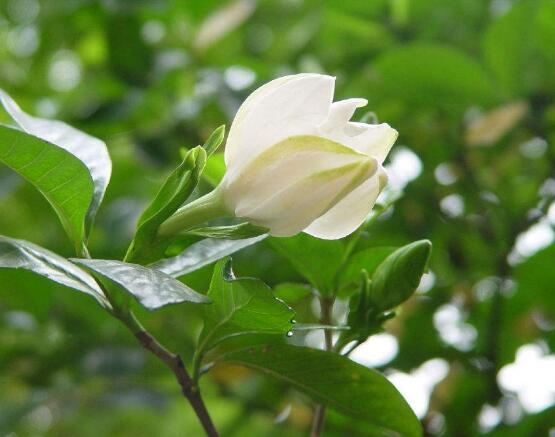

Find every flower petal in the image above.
[223,135,372,215]
[304,166,388,240]
[225,73,335,171]
[324,121,398,164]
[343,123,398,163]
[246,158,377,237]
[320,98,368,133]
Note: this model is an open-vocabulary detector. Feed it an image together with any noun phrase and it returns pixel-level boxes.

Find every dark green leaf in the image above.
[370,240,432,311]
[270,234,344,295]
[0,125,94,255]
[197,259,293,353]
[0,90,111,239]
[221,344,422,437]
[202,125,225,156]
[126,146,206,263]
[152,235,266,277]
[0,235,108,308]
[71,258,210,310]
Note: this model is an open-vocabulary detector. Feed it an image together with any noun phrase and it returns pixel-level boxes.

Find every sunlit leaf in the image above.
[0,125,94,254]
[0,90,111,237]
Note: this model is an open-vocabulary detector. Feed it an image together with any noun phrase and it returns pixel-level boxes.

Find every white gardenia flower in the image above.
[160,73,398,240]
[218,73,397,239]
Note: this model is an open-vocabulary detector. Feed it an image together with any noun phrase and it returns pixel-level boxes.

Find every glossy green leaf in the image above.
[0,90,111,238]
[370,240,432,311]
[125,146,206,263]
[71,258,210,310]
[0,235,109,308]
[202,125,225,156]
[152,235,266,277]
[186,222,268,239]
[197,259,294,353]
[0,125,94,254]
[221,344,422,437]
[269,234,345,295]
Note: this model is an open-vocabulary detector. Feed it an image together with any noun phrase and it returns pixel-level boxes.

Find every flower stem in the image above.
[157,188,229,238]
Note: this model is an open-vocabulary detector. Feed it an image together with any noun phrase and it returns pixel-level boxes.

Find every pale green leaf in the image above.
[71,258,210,310]
[0,235,108,308]
[152,235,266,277]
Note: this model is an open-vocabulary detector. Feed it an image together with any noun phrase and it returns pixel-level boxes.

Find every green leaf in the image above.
[202,152,226,187]
[71,258,210,310]
[337,246,397,291]
[152,235,266,278]
[370,43,495,110]
[269,234,345,295]
[370,240,432,311]
[0,235,109,308]
[0,90,111,240]
[202,125,225,156]
[125,146,206,263]
[273,282,312,304]
[221,344,422,437]
[186,222,268,239]
[0,125,94,255]
[197,259,294,353]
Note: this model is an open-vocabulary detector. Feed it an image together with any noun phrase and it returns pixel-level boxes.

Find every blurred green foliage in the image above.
[1,0,554,436]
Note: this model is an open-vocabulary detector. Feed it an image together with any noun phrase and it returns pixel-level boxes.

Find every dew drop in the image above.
[286,331,294,337]
[290,319,297,324]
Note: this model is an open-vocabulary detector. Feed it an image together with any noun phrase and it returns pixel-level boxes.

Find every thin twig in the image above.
[119,311,219,437]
